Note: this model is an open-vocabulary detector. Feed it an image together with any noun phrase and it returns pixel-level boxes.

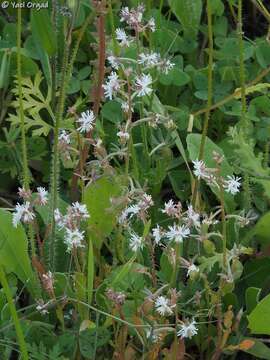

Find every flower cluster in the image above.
[54,202,90,252]
[192,159,241,195]
[13,187,48,227]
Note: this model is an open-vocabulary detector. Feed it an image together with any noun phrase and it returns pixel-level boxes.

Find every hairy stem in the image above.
[0,265,29,360]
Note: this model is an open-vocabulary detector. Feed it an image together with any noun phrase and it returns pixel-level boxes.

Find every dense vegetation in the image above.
[1,0,270,359]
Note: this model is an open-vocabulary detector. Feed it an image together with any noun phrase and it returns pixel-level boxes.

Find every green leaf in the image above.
[101,101,123,124]
[84,176,122,249]
[79,328,111,358]
[168,0,202,38]
[0,209,37,297]
[245,287,261,314]
[31,10,57,56]
[248,293,270,335]
[239,338,270,359]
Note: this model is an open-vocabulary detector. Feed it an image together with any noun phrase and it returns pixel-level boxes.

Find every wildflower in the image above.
[129,232,143,252]
[71,202,90,220]
[165,224,190,243]
[121,102,130,113]
[54,208,64,227]
[37,187,48,205]
[58,130,71,145]
[117,130,130,143]
[103,72,121,100]
[115,28,131,47]
[36,299,49,315]
[224,175,241,195]
[107,55,120,70]
[138,52,160,67]
[177,319,198,339]
[77,110,95,133]
[106,289,126,305]
[161,59,175,74]
[64,228,85,252]
[147,17,156,32]
[155,296,174,316]
[187,264,199,277]
[18,187,31,200]
[162,199,181,218]
[118,204,140,224]
[186,205,200,228]
[135,73,153,97]
[138,193,154,211]
[152,224,162,245]
[120,4,145,30]
[12,202,35,227]
[192,159,208,179]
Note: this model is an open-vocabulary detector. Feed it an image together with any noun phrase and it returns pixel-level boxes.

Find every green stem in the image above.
[191,0,213,206]
[0,265,29,360]
[238,0,247,134]
[17,6,29,188]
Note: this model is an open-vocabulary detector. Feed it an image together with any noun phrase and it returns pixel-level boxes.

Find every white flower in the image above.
[118,204,140,224]
[165,224,190,243]
[187,264,199,277]
[54,208,63,224]
[103,72,121,100]
[135,73,153,97]
[138,193,153,211]
[71,202,90,219]
[177,319,198,339]
[186,205,200,228]
[115,28,131,47]
[155,296,174,316]
[12,201,35,227]
[37,187,48,205]
[117,130,130,142]
[138,52,160,67]
[192,159,208,179]
[224,175,241,195]
[148,17,156,32]
[77,110,95,133]
[121,102,129,113]
[152,225,162,245]
[64,228,85,252]
[107,55,120,70]
[58,130,71,144]
[162,59,175,74]
[120,6,130,22]
[129,233,143,252]
[162,199,180,218]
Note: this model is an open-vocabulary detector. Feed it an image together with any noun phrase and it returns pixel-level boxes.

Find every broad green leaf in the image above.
[84,176,122,249]
[0,209,37,297]
[248,293,270,335]
[168,0,202,38]
[31,10,57,56]
[246,287,261,314]
[101,101,123,124]
[240,339,270,359]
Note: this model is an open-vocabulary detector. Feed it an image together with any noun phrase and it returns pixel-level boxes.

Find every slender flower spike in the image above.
[129,233,143,252]
[115,28,131,47]
[12,201,35,228]
[37,187,48,205]
[103,72,121,100]
[224,175,241,195]
[165,224,190,243]
[155,296,174,316]
[177,319,198,339]
[135,74,153,97]
[77,110,95,133]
